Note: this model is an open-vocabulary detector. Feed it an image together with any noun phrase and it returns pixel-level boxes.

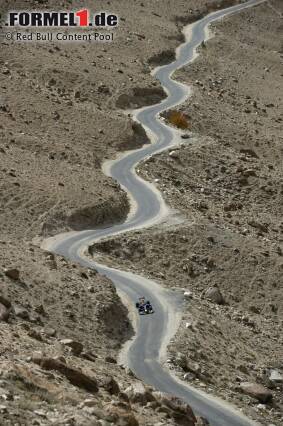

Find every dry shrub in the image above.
[167,110,190,129]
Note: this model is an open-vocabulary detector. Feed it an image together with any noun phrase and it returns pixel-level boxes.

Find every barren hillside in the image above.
[0,0,282,425]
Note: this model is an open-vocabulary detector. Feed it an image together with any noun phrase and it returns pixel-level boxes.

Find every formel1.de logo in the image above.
[6,10,118,28]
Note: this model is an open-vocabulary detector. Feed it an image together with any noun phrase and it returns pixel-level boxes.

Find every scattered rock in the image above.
[105,405,139,426]
[243,169,257,177]
[33,409,47,418]
[100,376,120,395]
[105,356,117,364]
[98,84,110,94]
[13,305,30,320]
[60,339,83,355]
[52,111,60,121]
[248,220,268,233]
[28,330,44,342]
[47,78,56,87]
[125,367,136,378]
[203,286,224,304]
[0,405,7,413]
[153,392,196,425]
[0,295,11,309]
[269,370,283,383]
[43,327,56,337]
[0,303,10,322]
[81,398,97,408]
[34,304,46,316]
[196,417,210,425]
[239,148,258,158]
[184,372,196,381]
[125,382,154,405]
[81,351,97,362]
[174,352,187,369]
[184,291,193,299]
[169,150,180,159]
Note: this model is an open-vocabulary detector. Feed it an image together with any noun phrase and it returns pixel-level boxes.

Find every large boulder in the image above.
[153,392,196,425]
[32,356,98,392]
[204,286,224,304]
[240,382,272,403]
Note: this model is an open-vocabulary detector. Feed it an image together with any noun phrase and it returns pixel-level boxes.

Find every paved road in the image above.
[44,1,264,425]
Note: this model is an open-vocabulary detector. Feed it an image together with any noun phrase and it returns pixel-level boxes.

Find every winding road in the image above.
[43,1,265,425]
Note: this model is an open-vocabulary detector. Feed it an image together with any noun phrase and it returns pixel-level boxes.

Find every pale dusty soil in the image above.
[91,1,283,425]
[0,0,248,425]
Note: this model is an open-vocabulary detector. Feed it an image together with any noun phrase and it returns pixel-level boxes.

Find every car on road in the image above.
[135,297,154,315]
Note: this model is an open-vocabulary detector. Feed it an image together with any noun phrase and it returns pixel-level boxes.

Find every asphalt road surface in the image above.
[44,1,264,425]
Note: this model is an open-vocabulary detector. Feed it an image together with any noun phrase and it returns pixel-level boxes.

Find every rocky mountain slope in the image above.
[0,0,256,424]
[90,1,283,425]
